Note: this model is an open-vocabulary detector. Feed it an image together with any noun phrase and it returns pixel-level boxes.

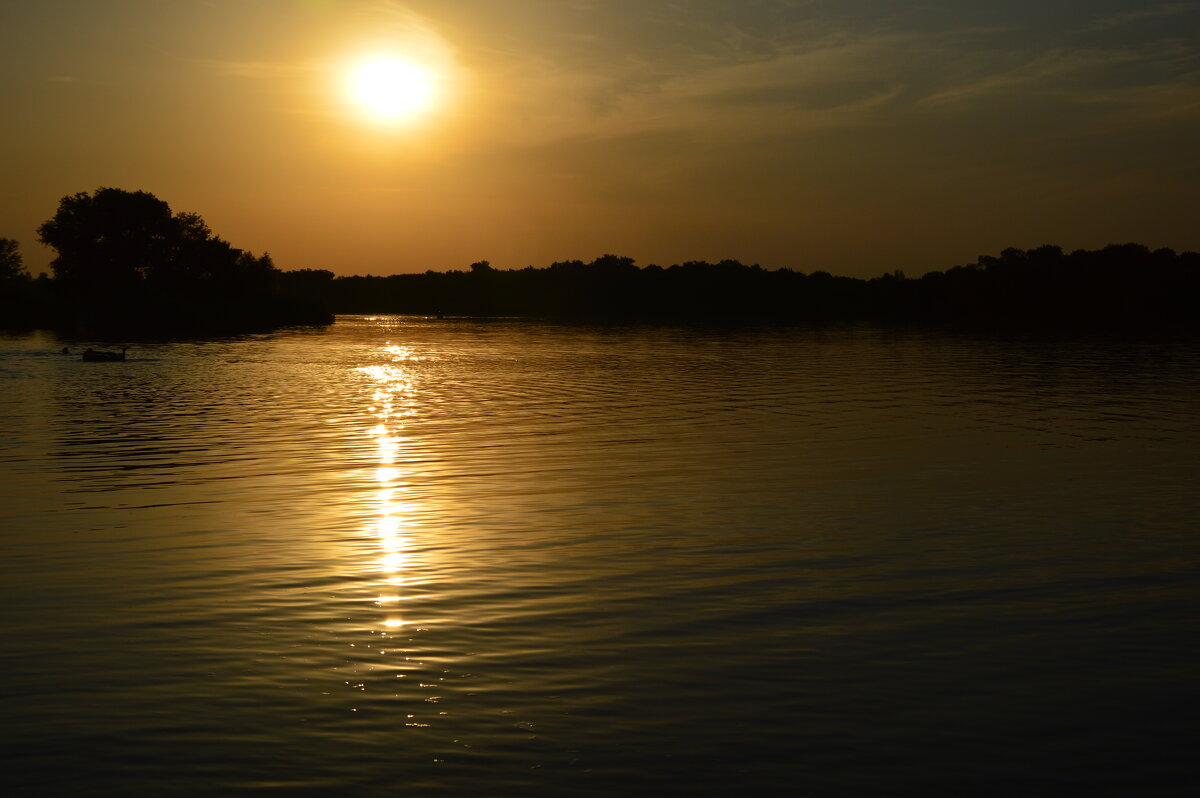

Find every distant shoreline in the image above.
[323,244,1200,330]
[6,242,1197,335]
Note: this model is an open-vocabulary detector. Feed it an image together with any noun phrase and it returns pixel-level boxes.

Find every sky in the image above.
[2,0,1198,278]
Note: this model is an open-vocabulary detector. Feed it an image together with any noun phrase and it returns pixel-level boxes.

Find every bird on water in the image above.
[81,347,128,362]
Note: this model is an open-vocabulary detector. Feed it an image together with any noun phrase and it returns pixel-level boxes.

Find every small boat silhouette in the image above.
[82,347,127,362]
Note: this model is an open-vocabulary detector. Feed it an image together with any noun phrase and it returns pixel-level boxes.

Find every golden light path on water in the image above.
[358,344,426,634]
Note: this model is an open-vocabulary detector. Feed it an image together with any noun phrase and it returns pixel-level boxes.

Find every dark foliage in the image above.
[331,245,1199,329]
[7,189,1195,333]
[0,238,24,282]
[0,238,56,329]
[0,188,334,333]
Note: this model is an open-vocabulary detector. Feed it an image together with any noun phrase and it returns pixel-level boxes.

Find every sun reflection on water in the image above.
[356,344,424,632]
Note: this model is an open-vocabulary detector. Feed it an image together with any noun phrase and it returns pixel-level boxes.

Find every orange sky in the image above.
[2,0,1198,277]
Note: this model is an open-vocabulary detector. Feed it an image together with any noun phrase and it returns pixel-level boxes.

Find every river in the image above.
[1,316,1197,796]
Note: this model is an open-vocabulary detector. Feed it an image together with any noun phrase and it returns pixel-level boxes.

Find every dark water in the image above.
[1,317,1197,796]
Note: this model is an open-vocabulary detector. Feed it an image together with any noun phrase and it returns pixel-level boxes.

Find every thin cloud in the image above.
[916,48,1129,107]
[915,39,1199,109]
[1082,2,1194,32]
[1077,76,1200,121]
[469,29,927,150]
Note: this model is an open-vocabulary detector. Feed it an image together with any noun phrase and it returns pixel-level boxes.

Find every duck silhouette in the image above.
[81,347,127,362]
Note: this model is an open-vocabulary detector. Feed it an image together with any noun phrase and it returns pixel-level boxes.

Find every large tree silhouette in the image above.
[34,187,330,332]
[38,189,178,293]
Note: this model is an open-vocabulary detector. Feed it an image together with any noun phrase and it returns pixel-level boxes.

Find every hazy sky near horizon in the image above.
[2,0,1198,277]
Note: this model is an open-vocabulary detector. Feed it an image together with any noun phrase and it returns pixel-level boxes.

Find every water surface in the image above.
[1,317,1198,796]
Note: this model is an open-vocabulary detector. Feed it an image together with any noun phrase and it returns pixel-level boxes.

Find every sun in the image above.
[346,55,436,123]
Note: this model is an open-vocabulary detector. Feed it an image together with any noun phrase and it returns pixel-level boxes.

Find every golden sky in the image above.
[2,0,1198,277]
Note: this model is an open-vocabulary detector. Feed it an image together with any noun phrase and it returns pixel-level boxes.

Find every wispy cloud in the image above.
[1082,2,1194,33]
[915,47,1147,107]
[475,25,1025,147]
[1074,75,1200,125]
[915,34,1200,126]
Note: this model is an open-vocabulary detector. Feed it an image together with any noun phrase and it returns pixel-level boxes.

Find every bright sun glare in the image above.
[347,55,436,123]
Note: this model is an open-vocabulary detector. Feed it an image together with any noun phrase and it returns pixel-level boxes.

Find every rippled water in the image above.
[1,317,1198,796]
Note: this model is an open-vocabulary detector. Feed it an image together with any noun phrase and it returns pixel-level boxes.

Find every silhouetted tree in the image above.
[31,187,332,332]
[0,238,26,283]
[277,267,336,319]
[38,189,176,294]
[0,238,50,328]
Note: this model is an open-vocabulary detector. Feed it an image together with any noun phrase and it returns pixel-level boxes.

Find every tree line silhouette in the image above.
[330,246,1199,328]
[3,188,1197,332]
